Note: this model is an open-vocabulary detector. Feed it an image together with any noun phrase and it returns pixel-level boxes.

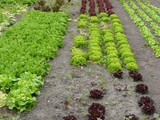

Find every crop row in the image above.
[101,14,140,79]
[111,14,139,72]
[0,0,37,5]
[120,0,160,57]
[143,0,160,15]
[71,13,88,66]
[88,18,103,63]
[136,0,160,23]
[80,0,87,14]
[100,15,122,74]
[101,0,140,78]
[106,1,155,117]
[135,0,160,38]
[0,10,68,112]
[129,1,160,38]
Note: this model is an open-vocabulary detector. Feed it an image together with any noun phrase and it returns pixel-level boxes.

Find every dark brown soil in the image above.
[0,0,160,120]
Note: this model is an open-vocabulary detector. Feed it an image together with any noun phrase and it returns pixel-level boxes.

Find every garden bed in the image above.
[0,0,160,120]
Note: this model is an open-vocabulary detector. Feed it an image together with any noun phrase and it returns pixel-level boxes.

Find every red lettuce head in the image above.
[63,115,77,120]
[138,96,154,107]
[135,84,148,94]
[90,89,104,99]
[113,70,123,79]
[129,71,142,81]
[88,103,105,120]
[142,104,155,115]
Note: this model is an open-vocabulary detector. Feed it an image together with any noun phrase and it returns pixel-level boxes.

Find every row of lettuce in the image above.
[0,0,37,5]
[0,10,68,112]
[120,0,160,57]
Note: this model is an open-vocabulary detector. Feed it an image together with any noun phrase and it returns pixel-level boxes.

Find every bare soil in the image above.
[1,0,160,120]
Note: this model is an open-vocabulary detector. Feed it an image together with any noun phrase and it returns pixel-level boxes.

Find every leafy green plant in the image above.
[108,62,122,73]
[79,14,87,19]
[114,26,124,33]
[111,19,121,24]
[0,91,7,108]
[6,89,36,112]
[118,40,129,46]
[78,20,87,28]
[107,58,121,66]
[102,29,112,35]
[0,0,37,5]
[89,28,101,36]
[112,22,123,28]
[88,23,103,63]
[153,113,160,120]
[71,47,87,58]
[110,14,119,20]
[99,12,108,18]
[121,52,134,59]
[119,48,132,55]
[115,33,127,41]
[104,42,116,48]
[126,62,139,71]
[104,47,118,54]
[70,55,87,66]
[70,47,87,66]
[89,54,103,63]
[119,44,131,49]
[12,72,43,96]
[0,11,68,111]
[4,72,42,112]
[90,16,99,23]
[74,35,87,48]
[0,74,14,92]
[103,36,114,43]
[107,53,118,58]
[123,57,136,64]
[104,48,119,55]
[100,17,110,22]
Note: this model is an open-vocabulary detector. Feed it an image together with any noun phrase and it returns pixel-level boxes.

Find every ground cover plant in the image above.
[0,10,68,112]
[0,0,37,5]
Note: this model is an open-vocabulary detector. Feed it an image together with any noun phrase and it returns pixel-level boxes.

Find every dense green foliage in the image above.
[0,10,68,111]
[88,23,103,63]
[6,72,42,112]
[0,10,68,77]
[70,47,87,66]
[0,0,37,5]
[74,35,87,48]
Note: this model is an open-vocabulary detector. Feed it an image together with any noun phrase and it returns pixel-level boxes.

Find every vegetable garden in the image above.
[0,0,160,120]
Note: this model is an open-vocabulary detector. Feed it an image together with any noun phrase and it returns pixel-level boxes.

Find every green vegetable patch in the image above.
[0,10,68,112]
